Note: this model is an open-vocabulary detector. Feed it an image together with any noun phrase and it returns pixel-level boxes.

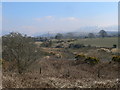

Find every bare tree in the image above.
[2,32,40,74]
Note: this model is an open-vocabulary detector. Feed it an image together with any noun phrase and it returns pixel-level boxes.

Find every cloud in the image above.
[34,16,80,22]
[45,16,53,19]
[61,17,79,21]
[34,16,54,21]
[21,26,36,30]
[3,15,118,36]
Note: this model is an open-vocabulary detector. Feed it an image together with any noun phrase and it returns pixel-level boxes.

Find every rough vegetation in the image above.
[2,59,120,88]
[112,55,120,62]
[2,32,120,88]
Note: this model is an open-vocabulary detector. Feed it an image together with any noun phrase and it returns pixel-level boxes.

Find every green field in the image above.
[75,37,118,48]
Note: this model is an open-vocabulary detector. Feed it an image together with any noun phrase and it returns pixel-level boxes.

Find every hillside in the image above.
[2,33,120,88]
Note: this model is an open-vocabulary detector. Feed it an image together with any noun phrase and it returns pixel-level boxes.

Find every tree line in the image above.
[55,30,108,39]
[34,30,113,41]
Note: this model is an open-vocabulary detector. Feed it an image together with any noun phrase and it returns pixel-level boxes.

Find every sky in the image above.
[0,2,2,36]
[2,2,118,36]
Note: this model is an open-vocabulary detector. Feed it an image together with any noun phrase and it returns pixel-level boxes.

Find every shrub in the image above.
[56,40,64,43]
[87,44,91,47]
[74,54,86,65]
[75,54,86,60]
[55,33,63,39]
[41,41,52,47]
[85,57,99,65]
[55,43,64,48]
[112,55,120,62]
[2,32,41,74]
[69,43,85,48]
[112,44,117,48]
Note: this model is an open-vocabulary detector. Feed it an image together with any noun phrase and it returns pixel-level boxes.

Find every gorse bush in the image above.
[75,54,86,60]
[85,57,99,65]
[112,55,120,62]
[74,54,86,65]
[75,54,99,65]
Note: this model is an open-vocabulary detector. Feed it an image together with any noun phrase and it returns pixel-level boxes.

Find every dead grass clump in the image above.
[91,80,117,88]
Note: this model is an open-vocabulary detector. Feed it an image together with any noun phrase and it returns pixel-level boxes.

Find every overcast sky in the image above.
[2,2,118,36]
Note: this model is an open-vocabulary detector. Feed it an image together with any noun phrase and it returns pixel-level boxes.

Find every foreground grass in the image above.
[3,58,119,88]
[3,72,119,88]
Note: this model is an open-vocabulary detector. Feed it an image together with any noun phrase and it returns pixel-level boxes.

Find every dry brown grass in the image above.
[2,58,119,88]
